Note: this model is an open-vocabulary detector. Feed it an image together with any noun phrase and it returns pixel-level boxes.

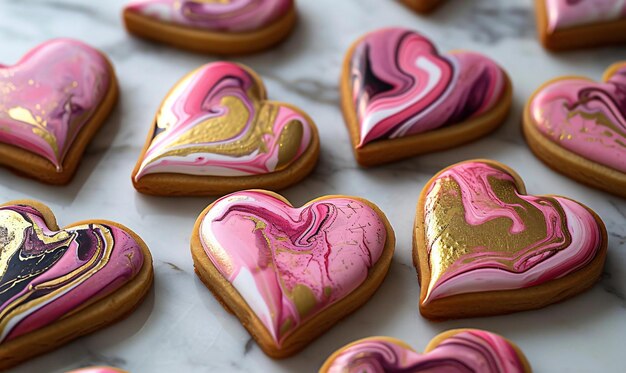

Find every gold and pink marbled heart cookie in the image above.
[414,160,607,319]
[0,201,153,370]
[524,62,626,197]
[191,190,395,357]
[0,39,117,184]
[132,62,319,196]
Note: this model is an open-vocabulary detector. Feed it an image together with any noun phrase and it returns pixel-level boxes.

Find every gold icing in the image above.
[425,175,571,297]
[0,211,115,335]
[142,73,308,172]
[276,120,304,171]
[288,284,317,318]
[149,96,281,162]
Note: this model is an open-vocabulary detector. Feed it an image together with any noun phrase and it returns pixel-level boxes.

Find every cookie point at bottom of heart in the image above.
[320,329,531,373]
[0,201,153,370]
[415,160,607,319]
[191,190,395,357]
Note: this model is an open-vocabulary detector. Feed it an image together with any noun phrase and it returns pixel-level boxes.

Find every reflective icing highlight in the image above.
[66,367,128,373]
[199,191,387,344]
[529,62,626,173]
[545,0,626,32]
[325,331,525,373]
[124,0,293,32]
[134,62,313,179]
[0,39,112,171]
[0,204,144,343]
[350,28,505,147]
[422,161,601,303]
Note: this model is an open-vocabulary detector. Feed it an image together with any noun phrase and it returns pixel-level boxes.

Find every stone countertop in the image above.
[0,0,624,371]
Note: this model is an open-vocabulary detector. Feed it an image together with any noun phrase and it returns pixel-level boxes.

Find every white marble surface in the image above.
[1,0,625,371]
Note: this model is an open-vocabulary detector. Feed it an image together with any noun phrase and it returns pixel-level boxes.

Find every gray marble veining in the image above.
[0,0,625,372]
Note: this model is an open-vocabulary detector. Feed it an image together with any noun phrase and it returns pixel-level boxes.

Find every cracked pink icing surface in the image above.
[0,38,112,170]
[545,0,626,32]
[325,330,526,373]
[199,190,388,344]
[529,62,626,173]
[125,0,293,32]
[349,28,505,147]
[0,204,144,343]
[422,161,602,303]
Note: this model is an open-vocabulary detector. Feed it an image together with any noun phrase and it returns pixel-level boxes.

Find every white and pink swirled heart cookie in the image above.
[123,0,297,54]
[320,329,531,373]
[414,160,607,320]
[340,28,511,166]
[0,200,153,370]
[131,61,319,196]
[535,0,626,50]
[524,62,626,197]
[0,39,118,184]
[191,190,395,357]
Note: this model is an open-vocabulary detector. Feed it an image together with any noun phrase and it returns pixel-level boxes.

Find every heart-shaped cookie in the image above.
[340,28,511,166]
[0,201,153,370]
[401,0,442,13]
[414,160,606,320]
[123,0,297,54]
[132,62,319,196]
[320,329,531,373]
[535,0,626,50]
[191,190,395,357]
[0,39,118,184]
[524,62,626,197]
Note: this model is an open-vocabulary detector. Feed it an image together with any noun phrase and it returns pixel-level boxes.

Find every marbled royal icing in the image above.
[545,0,626,32]
[350,28,505,147]
[422,161,601,303]
[0,39,112,171]
[134,62,313,179]
[0,204,144,343]
[125,0,293,32]
[199,191,387,344]
[326,330,525,373]
[529,62,626,173]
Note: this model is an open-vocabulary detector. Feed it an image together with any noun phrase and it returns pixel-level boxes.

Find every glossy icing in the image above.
[545,0,626,32]
[66,367,128,373]
[529,62,626,173]
[422,161,602,303]
[325,330,525,373]
[349,28,505,147]
[125,0,293,32]
[0,39,112,171]
[199,191,387,344]
[0,204,144,343]
[134,62,313,180]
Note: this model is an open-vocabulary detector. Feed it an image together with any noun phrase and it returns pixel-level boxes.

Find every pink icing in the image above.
[529,63,626,173]
[199,191,387,344]
[326,330,525,373]
[423,162,602,303]
[350,28,505,147]
[545,0,626,32]
[134,62,313,179]
[0,204,144,343]
[0,39,112,170]
[125,0,293,32]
